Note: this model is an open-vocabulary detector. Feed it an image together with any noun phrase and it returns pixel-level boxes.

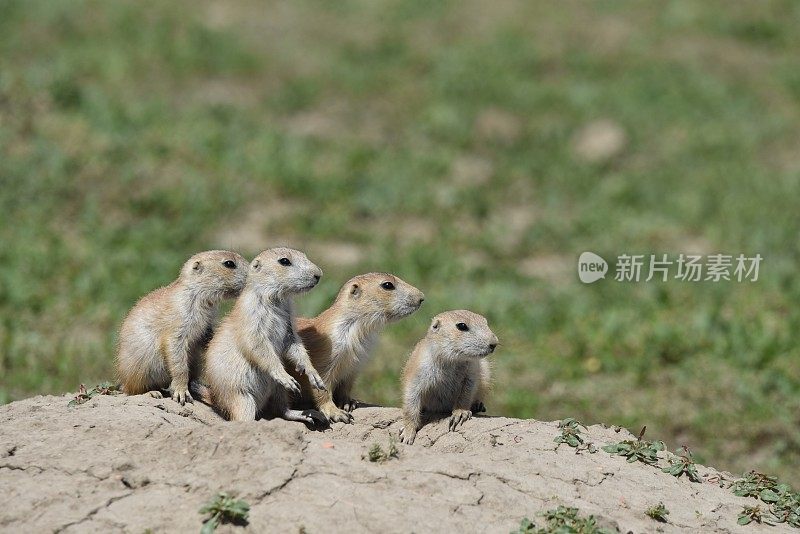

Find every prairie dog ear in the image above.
[430,318,441,331]
[192,260,203,273]
[350,283,361,298]
[251,259,261,271]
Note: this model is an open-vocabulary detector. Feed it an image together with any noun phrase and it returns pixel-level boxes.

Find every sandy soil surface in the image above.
[0,393,784,533]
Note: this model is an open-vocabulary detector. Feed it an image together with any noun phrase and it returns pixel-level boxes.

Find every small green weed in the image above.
[738,505,772,526]
[199,492,250,533]
[365,439,399,463]
[68,382,121,407]
[554,418,597,453]
[645,502,669,523]
[662,446,701,482]
[770,493,800,528]
[732,470,780,500]
[511,506,615,534]
[731,471,800,528]
[602,427,664,465]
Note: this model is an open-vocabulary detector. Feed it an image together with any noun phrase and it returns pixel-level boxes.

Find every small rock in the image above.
[572,119,627,163]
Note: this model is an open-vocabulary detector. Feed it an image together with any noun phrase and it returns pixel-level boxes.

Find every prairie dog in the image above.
[399,310,498,445]
[203,247,326,423]
[295,273,425,424]
[116,250,247,405]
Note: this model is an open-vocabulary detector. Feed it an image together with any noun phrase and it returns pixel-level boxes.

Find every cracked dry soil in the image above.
[0,394,786,533]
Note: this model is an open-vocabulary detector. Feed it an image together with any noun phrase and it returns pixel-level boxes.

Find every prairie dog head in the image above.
[427,310,498,359]
[337,272,425,324]
[180,250,248,300]
[248,247,322,299]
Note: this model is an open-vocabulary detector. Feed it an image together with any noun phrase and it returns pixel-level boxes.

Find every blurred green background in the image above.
[1,0,799,483]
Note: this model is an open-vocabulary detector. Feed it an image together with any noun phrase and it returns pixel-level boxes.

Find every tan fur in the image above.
[294,273,424,424]
[399,310,498,444]
[116,250,247,405]
[203,247,326,423]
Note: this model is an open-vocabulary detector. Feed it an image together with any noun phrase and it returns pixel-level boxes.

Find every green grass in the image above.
[2,0,800,483]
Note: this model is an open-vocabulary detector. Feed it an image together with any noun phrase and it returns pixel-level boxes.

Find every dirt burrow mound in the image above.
[0,394,784,533]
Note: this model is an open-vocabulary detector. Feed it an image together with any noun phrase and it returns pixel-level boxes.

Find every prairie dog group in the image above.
[203,248,326,423]
[400,310,498,445]
[116,247,500,437]
[294,273,425,423]
[116,250,247,405]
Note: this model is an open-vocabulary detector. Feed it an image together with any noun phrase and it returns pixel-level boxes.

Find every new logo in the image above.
[578,252,608,284]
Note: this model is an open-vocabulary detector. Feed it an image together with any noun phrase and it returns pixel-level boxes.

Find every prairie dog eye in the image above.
[380,281,395,290]
[278,258,292,266]
[456,322,469,332]
[222,260,236,269]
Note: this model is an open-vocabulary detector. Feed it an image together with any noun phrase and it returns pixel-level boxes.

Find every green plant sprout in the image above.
[365,438,399,463]
[511,506,615,534]
[662,446,701,482]
[199,492,249,533]
[602,426,664,465]
[645,502,669,523]
[68,382,121,407]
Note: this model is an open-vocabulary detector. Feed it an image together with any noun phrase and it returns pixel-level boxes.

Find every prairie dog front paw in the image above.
[298,366,326,391]
[321,403,353,424]
[448,409,472,431]
[399,424,417,445]
[340,398,360,412]
[273,371,301,395]
[168,381,193,406]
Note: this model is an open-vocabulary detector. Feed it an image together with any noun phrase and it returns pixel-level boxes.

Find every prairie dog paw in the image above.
[148,390,164,399]
[170,387,193,406]
[322,404,353,424]
[399,425,417,445]
[470,401,486,414]
[274,372,301,395]
[341,398,360,412]
[449,409,472,431]
[301,367,327,391]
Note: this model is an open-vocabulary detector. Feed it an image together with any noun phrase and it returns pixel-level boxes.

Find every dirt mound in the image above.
[0,394,786,533]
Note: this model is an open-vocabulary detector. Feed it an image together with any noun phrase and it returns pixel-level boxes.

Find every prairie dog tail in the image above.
[189,379,212,404]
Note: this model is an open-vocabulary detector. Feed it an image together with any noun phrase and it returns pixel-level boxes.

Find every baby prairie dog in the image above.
[399,310,498,445]
[116,250,248,405]
[203,247,327,423]
[295,273,425,424]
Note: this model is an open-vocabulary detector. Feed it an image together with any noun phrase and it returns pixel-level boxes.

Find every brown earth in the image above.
[0,394,785,533]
